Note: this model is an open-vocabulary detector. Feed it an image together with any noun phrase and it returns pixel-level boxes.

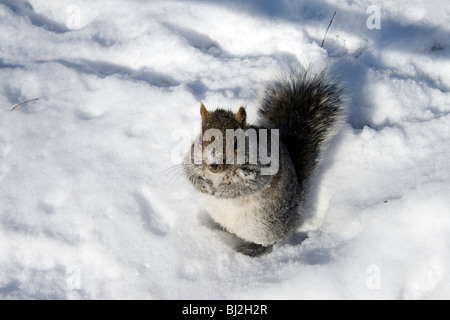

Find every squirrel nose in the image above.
[207,164,222,173]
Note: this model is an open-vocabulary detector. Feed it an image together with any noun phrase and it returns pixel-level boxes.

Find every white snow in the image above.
[1,0,450,299]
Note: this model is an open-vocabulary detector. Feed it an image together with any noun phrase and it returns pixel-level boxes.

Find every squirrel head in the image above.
[199,102,246,174]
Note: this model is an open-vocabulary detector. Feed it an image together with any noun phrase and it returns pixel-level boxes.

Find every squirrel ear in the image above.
[235,106,246,126]
[200,102,210,122]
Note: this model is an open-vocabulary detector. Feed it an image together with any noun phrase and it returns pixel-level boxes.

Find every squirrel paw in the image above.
[237,243,273,257]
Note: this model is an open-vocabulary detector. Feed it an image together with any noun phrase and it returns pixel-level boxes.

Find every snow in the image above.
[1,0,450,300]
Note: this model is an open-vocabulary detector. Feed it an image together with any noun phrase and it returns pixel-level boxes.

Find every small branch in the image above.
[10,98,39,112]
[321,11,337,48]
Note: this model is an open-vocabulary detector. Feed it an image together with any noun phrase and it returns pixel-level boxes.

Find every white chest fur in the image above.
[204,193,268,244]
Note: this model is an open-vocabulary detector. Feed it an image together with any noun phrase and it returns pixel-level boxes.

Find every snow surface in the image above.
[1,0,450,300]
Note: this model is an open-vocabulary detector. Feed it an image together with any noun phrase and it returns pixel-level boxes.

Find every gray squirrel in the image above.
[183,70,346,257]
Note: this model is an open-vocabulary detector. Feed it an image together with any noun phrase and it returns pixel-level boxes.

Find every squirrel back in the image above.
[258,70,346,188]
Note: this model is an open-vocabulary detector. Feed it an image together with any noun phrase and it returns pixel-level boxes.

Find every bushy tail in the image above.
[258,70,346,186]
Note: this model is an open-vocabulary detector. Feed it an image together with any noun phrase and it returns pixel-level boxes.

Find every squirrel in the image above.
[183,70,346,257]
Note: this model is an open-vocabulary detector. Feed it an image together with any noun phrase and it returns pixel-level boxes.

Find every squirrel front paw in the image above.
[237,242,273,257]
[197,176,215,195]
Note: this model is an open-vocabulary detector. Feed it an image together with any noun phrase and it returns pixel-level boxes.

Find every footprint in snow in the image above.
[133,188,172,237]
[167,23,223,57]
[38,190,67,214]
[75,105,105,120]
[125,123,151,138]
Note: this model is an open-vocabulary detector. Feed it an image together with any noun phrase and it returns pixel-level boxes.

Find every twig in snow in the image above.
[10,98,39,112]
[321,11,337,48]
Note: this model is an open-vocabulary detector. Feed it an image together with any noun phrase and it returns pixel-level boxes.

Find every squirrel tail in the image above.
[258,70,347,186]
